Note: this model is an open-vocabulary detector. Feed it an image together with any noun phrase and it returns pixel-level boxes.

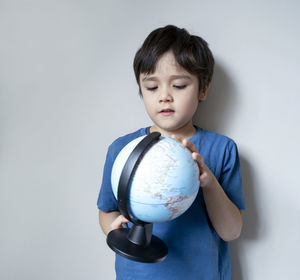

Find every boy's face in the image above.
[139,51,206,137]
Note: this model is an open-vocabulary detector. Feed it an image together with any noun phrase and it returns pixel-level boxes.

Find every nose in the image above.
[159,86,173,103]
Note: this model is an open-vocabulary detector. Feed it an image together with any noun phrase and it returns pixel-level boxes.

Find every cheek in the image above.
[180,95,199,113]
[185,103,198,118]
[142,96,155,113]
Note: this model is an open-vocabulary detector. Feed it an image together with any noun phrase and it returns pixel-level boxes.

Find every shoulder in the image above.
[194,126,236,150]
[193,127,239,175]
[107,127,148,159]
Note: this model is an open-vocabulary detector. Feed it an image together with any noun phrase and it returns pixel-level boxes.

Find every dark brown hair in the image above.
[133,25,215,95]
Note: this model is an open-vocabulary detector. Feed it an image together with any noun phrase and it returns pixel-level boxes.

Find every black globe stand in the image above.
[107,132,168,263]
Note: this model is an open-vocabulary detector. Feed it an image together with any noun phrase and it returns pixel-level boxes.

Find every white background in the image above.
[1,0,300,279]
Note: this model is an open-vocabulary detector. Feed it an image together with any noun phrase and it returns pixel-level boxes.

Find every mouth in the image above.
[159,108,175,116]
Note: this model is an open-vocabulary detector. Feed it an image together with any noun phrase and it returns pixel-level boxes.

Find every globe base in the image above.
[107,225,168,263]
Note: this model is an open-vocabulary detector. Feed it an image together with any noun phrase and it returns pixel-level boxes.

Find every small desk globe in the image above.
[106,132,200,263]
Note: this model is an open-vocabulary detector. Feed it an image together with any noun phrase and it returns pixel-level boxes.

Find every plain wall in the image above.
[1,0,300,279]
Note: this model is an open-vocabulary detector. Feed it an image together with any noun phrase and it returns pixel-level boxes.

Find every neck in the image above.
[150,122,196,139]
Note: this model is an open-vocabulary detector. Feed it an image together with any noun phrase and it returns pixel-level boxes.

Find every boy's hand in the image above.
[171,135,243,241]
[172,135,216,188]
[111,214,129,231]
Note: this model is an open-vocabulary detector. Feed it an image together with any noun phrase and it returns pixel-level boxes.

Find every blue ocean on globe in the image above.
[111,135,200,223]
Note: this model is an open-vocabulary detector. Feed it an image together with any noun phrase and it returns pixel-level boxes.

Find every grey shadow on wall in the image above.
[193,60,238,132]
[230,156,261,280]
[193,62,260,280]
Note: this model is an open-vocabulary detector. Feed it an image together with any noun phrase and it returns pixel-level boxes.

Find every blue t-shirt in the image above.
[97,126,245,280]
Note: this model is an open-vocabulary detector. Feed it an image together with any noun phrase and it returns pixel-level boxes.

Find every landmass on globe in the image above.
[111,135,200,223]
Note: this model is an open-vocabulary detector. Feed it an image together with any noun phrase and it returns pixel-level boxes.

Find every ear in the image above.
[199,83,210,101]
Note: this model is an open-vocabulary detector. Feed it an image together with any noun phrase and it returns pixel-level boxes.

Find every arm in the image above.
[201,176,243,241]
[98,210,129,236]
[173,137,243,242]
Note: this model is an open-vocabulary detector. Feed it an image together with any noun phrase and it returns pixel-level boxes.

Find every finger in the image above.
[192,152,205,169]
[171,134,183,142]
[199,171,211,188]
[182,139,199,154]
[111,215,129,230]
[111,215,128,230]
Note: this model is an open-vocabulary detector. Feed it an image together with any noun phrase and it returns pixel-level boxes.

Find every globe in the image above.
[111,135,200,223]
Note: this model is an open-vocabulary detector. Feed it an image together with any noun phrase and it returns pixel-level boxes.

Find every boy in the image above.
[97,25,245,280]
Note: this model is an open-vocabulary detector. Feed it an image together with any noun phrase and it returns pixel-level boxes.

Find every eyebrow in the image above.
[141,75,192,82]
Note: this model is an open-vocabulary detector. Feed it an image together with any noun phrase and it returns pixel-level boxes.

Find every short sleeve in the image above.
[219,141,246,210]
[97,128,148,212]
[97,146,118,212]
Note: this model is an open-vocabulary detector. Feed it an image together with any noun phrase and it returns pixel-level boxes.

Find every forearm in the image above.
[202,177,243,242]
[98,210,120,236]
[175,137,243,241]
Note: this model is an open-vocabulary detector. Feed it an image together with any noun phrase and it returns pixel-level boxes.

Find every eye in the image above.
[147,86,158,91]
[174,85,187,89]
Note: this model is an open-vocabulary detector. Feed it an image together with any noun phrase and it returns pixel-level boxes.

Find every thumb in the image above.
[111,215,129,231]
